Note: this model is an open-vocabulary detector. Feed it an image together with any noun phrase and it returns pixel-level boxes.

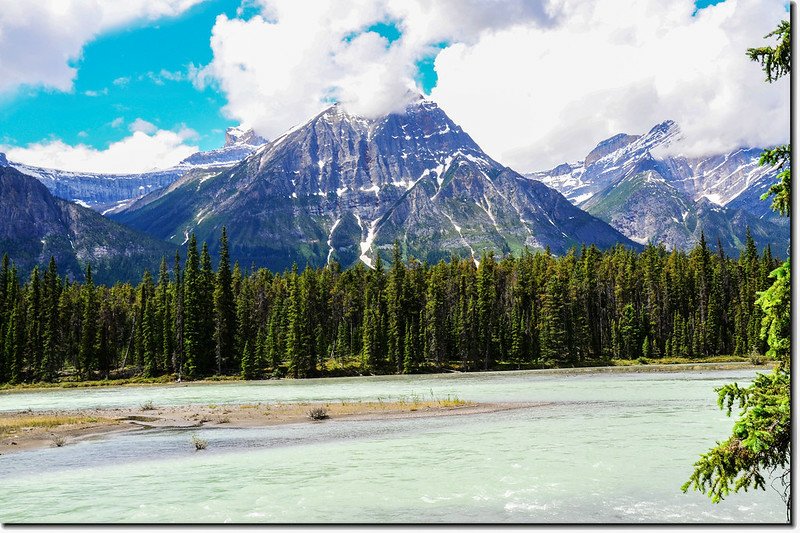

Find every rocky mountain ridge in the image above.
[0,166,174,283]
[528,122,788,253]
[0,126,267,214]
[115,97,636,270]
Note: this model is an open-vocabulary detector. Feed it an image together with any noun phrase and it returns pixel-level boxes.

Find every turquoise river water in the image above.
[0,367,787,523]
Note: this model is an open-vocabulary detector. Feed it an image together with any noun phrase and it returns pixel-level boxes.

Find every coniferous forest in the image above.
[0,226,780,385]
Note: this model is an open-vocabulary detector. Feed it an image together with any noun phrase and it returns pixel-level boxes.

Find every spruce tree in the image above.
[214,227,236,375]
[40,257,60,381]
[157,258,173,375]
[685,23,791,515]
[402,322,416,374]
[386,241,406,373]
[142,297,157,377]
[199,242,215,374]
[24,266,42,381]
[285,265,303,378]
[173,251,184,379]
[4,306,21,384]
[476,252,497,370]
[240,340,255,379]
[183,235,201,378]
[78,264,97,379]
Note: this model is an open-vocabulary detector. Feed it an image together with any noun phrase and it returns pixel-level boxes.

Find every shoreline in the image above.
[0,400,541,456]
[0,360,773,395]
[0,362,771,456]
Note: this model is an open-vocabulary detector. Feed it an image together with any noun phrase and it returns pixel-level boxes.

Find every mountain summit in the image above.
[528,122,788,254]
[114,98,635,270]
[224,126,267,147]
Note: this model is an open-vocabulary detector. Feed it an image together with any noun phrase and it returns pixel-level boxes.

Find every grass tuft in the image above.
[308,407,329,420]
[191,435,207,450]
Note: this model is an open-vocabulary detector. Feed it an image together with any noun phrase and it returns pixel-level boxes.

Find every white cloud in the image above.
[0,0,204,93]
[201,0,551,139]
[429,0,789,170]
[204,0,788,172]
[129,118,158,135]
[3,128,199,174]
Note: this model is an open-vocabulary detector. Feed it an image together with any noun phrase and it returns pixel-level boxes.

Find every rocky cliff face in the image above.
[1,127,266,215]
[528,122,788,254]
[115,97,636,270]
[0,166,174,284]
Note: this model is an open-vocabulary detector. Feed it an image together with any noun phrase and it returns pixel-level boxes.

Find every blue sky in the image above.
[0,0,787,173]
[0,0,239,151]
[0,0,438,153]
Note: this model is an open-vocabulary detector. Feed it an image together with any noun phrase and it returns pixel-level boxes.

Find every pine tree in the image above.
[402,322,416,374]
[40,257,60,381]
[642,336,652,359]
[24,266,42,381]
[619,303,639,359]
[686,23,791,514]
[4,305,22,384]
[424,264,447,371]
[156,258,173,375]
[78,264,97,379]
[214,227,236,375]
[476,252,497,370]
[509,305,524,369]
[285,265,303,378]
[540,261,569,364]
[173,251,184,379]
[183,235,201,378]
[199,242,215,374]
[266,302,283,371]
[240,340,255,379]
[142,296,157,377]
[386,241,406,373]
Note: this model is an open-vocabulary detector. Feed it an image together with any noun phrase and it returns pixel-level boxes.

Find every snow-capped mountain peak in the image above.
[7,126,268,214]
[115,97,634,271]
[224,126,267,147]
[526,120,786,254]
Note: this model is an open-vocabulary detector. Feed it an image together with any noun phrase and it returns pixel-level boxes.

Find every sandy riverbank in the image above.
[0,399,541,455]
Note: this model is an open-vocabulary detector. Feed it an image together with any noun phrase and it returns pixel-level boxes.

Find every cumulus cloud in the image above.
[204,0,787,171]
[3,127,199,174]
[430,0,789,170]
[201,0,552,139]
[129,118,158,135]
[0,0,203,93]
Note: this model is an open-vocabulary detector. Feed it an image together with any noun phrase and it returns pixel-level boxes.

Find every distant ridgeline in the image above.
[0,227,778,385]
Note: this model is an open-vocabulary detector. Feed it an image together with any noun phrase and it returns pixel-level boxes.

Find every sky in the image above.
[0,0,789,174]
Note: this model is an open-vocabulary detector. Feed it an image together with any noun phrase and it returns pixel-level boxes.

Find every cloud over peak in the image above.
[204,0,788,171]
[200,0,553,139]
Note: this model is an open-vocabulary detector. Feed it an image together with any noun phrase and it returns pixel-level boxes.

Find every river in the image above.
[0,367,786,523]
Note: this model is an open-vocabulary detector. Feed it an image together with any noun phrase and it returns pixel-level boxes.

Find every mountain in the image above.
[0,166,174,284]
[114,97,636,270]
[528,122,788,254]
[0,127,266,215]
